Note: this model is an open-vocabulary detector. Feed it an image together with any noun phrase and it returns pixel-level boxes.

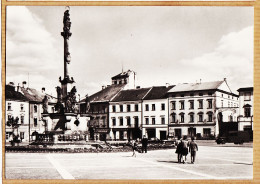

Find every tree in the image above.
[6,116,20,146]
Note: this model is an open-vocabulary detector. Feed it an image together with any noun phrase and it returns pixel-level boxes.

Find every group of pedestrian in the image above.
[175,136,198,164]
[131,135,148,157]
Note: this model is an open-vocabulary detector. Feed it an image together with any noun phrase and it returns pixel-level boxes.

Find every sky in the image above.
[6,6,253,98]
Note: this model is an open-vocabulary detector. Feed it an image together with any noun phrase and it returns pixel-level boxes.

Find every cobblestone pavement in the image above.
[5,145,253,179]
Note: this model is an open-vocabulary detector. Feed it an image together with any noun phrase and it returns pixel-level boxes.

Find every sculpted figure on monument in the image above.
[65,86,77,113]
[42,95,49,113]
[85,94,90,113]
[56,86,62,101]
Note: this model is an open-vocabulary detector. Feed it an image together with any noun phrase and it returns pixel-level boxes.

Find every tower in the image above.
[59,8,75,101]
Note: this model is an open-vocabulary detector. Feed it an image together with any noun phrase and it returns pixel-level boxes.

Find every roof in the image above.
[237,87,253,92]
[112,87,151,102]
[111,70,134,80]
[143,86,175,100]
[87,84,126,103]
[20,87,57,103]
[167,81,224,93]
[5,85,28,101]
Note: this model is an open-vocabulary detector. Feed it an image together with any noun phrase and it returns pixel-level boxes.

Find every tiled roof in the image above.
[143,86,175,100]
[167,81,224,93]
[88,84,126,103]
[20,87,57,103]
[112,87,151,102]
[20,87,45,102]
[237,87,253,92]
[5,85,28,101]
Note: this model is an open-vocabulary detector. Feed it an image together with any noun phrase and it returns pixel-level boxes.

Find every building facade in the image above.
[5,85,30,144]
[237,87,253,134]
[109,88,151,140]
[142,86,174,140]
[167,79,239,139]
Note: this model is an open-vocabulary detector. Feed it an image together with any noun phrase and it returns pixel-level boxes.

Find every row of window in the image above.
[170,92,213,98]
[171,100,212,110]
[111,117,139,126]
[145,117,165,125]
[7,103,38,113]
[171,113,213,123]
[7,115,38,126]
[112,104,139,112]
[111,103,166,113]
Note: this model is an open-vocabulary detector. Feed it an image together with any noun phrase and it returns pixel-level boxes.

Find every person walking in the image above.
[141,135,148,153]
[132,140,137,157]
[181,136,189,164]
[189,137,198,164]
[175,138,183,163]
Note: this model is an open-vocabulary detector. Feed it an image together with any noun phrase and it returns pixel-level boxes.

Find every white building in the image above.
[142,86,174,140]
[167,79,239,139]
[5,85,30,144]
[109,88,151,140]
[237,87,253,134]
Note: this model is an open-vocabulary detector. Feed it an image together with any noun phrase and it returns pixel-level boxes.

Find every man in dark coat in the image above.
[141,135,148,153]
[189,137,198,164]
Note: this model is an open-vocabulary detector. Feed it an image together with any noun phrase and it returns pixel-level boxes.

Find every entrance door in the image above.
[147,129,156,139]
[160,131,167,140]
[188,127,196,137]
[174,129,182,139]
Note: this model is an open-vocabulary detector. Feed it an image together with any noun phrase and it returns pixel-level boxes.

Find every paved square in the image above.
[5,145,253,179]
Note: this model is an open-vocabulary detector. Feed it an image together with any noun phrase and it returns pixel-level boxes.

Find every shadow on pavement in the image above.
[157,160,181,164]
[234,162,253,165]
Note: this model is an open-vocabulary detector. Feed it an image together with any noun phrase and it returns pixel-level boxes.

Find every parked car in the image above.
[216,137,226,144]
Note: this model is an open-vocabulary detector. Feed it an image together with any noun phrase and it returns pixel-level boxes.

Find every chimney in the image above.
[22,81,27,88]
[17,83,21,92]
[224,78,227,82]
[136,86,140,89]
[42,87,45,94]
[102,85,106,90]
[166,83,170,88]
[200,79,202,84]
[9,82,15,86]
